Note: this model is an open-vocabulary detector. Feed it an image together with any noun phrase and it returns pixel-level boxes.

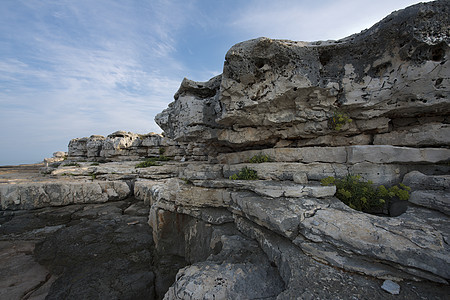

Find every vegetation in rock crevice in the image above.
[321,174,410,213]
[328,111,352,131]
[62,162,81,167]
[229,167,259,180]
[135,156,171,168]
[248,154,272,163]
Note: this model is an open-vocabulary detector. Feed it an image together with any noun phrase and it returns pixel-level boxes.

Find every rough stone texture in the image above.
[193,179,336,199]
[403,171,450,191]
[155,75,222,142]
[403,171,450,215]
[49,161,180,180]
[3,2,450,299]
[223,162,407,185]
[68,131,166,161]
[0,241,54,300]
[235,216,450,300]
[0,180,131,210]
[157,1,450,149]
[68,131,209,162]
[381,280,401,295]
[218,145,450,165]
[374,123,450,147]
[0,199,157,299]
[164,235,284,300]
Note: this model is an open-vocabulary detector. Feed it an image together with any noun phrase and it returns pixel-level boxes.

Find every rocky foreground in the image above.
[1,1,450,299]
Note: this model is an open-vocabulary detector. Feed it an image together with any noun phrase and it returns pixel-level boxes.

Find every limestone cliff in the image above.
[1,1,449,299]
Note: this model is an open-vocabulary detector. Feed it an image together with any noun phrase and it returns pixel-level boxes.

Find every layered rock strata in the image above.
[1,1,450,299]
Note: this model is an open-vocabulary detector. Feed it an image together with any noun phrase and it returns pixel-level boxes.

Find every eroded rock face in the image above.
[157,0,449,150]
[2,1,450,299]
[0,180,131,210]
[155,75,222,142]
[68,131,166,161]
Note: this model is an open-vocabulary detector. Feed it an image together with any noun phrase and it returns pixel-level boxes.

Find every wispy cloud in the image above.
[0,0,197,164]
[0,0,429,165]
[229,0,433,41]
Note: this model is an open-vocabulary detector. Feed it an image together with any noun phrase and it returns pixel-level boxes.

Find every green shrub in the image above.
[135,155,171,168]
[135,159,158,168]
[329,112,352,131]
[248,154,272,163]
[155,155,171,161]
[229,167,258,180]
[321,174,410,213]
[90,162,100,166]
[63,162,80,167]
[159,147,166,155]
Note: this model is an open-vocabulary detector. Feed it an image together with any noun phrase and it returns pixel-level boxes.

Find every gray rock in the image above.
[408,190,450,215]
[293,172,309,184]
[403,171,450,191]
[381,280,400,295]
[374,123,450,147]
[164,233,284,300]
[155,75,222,142]
[0,180,131,210]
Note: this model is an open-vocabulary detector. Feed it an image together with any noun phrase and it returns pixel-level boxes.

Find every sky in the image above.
[0,0,430,165]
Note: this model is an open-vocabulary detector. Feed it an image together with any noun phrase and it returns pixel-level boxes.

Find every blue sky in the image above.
[0,0,428,165]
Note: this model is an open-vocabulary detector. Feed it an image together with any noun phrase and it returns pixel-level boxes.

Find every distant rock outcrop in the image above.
[1,1,450,299]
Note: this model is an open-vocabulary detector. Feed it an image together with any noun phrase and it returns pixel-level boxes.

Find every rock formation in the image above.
[1,1,449,299]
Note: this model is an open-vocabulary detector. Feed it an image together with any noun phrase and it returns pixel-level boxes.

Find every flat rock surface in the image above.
[0,164,46,183]
[0,198,158,299]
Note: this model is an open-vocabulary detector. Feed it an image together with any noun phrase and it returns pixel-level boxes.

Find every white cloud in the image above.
[230,0,433,41]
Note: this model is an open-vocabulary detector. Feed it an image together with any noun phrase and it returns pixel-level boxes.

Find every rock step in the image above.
[218,145,450,165]
[143,178,450,284]
[403,171,450,215]
[0,180,131,210]
[223,161,448,186]
[192,179,336,199]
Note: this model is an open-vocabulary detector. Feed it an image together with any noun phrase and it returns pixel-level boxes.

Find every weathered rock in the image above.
[403,171,450,191]
[381,280,401,295]
[0,241,55,300]
[156,1,450,149]
[235,216,450,300]
[409,190,449,215]
[33,201,155,300]
[402,171,450,215]
[164,227,284,300]
[293,172,308,184]
[374,123,450,147]
[0,180,131,210]
[155,75,222,142]
[193,179,336,199]
[223,162,405,185]
[297,202,450,283]
[165,260,283,300]
[68,132,166,161]
[346,145,450,164]
[218,145,450,165]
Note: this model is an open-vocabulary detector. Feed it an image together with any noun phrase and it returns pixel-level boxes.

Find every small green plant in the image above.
[90,162,100,166]
[159,147,166,155]
[229,167,258,180]
[136,159,158,168]
[248,154,272,163]
[63,162,81,167]
[321,174,410,213]
[135,155,172,168]
[181,177,192,184]
[329,111,352,131]
[91,174,96,180]
[156,155,171,161]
